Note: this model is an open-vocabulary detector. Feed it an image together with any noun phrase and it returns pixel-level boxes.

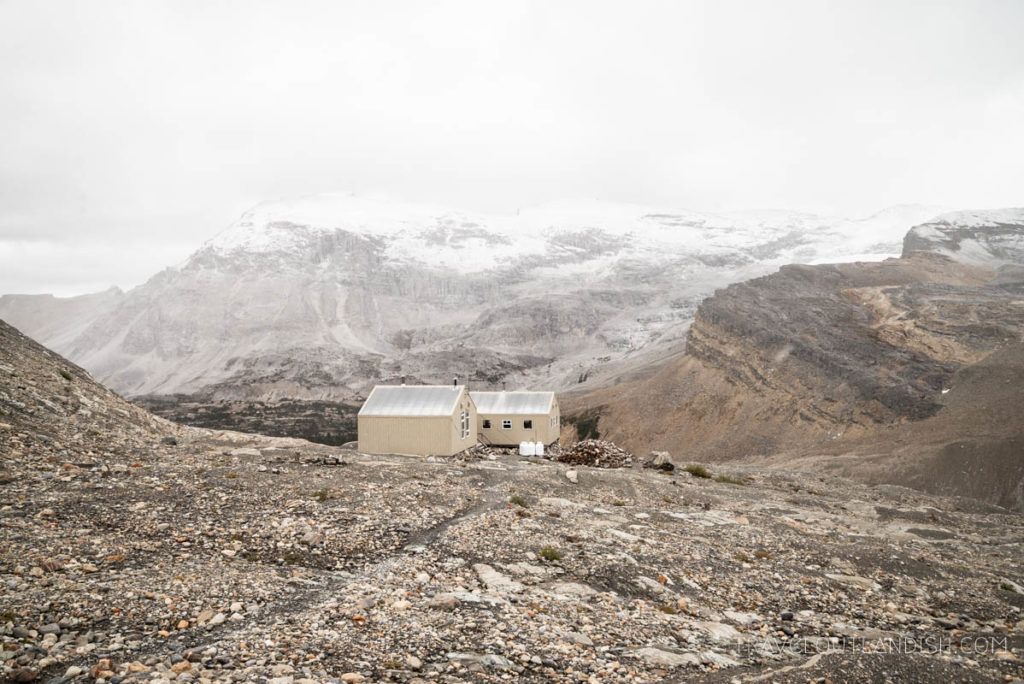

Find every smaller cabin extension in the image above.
[471,391,560,447]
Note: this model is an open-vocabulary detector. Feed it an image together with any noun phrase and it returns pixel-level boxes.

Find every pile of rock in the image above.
[643,451,675,472]
[556,439,633,468]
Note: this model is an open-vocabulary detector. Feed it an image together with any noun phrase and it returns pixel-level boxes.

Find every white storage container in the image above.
[519,441,536,456]
[534,442,545,457]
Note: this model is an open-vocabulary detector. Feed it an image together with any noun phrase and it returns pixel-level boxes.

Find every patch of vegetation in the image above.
[537,546,563,562]
[714,474,747,485]
[754,549,772,560]
[684,464,711,479]
[280,550,303,565]
[566,410,601,440]
[612,499,626,507]
[657,603,678,614]
[59,369,73,382]
[311,488,331,502]
[224,471,239,479]
[509,494,529,508]
[735,551,752,563]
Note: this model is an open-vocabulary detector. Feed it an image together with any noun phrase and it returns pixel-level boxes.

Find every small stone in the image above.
[176,620,189,630]
[340,674,365,683]
[405,655,422,670]
[9,668,38,683]
[65,665,84,678]
[565,469,578,484]
[427,594,460,610]
[207,612,226,626]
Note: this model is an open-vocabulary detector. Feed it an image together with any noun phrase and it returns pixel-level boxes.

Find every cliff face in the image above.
[564,210,1024,509]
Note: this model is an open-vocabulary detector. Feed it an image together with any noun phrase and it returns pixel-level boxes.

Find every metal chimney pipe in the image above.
[453,377,458,387]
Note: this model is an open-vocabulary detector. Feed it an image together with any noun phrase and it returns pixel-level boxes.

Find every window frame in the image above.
[523,419,533,429]
[501,419,512,429]
[482,418,491,429]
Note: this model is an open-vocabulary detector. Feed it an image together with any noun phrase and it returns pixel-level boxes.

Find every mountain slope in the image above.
[0,195,946,404]
[0,318,176,464]
[563,209,1024,509]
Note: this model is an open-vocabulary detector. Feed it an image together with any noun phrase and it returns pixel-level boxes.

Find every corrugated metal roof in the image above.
[359,385,465,417]
[470,391,554,415]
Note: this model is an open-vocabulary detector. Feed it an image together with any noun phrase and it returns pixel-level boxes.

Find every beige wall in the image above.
[478,400,560,446]
[358,392,478,456]
[449,391,478,454]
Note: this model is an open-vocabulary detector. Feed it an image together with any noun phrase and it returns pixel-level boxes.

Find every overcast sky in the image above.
[1,0,1022,295]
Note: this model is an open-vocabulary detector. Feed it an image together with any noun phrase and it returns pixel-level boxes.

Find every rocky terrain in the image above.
[0,196,945,426]
[4,319,1024,684]
[564,209,1024,510]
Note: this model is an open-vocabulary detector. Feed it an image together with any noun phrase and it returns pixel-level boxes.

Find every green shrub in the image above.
[714,474,746,485]
[509,494,529,508]
[537,546,563,562]
[684,464,711,479]
[572,412,601,440]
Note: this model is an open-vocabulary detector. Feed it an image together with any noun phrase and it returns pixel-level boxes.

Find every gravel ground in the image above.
[3,433,1023,684]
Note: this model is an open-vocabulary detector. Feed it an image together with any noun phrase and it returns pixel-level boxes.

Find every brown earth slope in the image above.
[563,210,1024,510]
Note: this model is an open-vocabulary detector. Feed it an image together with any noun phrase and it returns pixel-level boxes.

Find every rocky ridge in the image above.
[563,209,1024,510]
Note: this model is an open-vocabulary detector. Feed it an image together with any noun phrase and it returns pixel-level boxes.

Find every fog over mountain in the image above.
[3,1,1024,296]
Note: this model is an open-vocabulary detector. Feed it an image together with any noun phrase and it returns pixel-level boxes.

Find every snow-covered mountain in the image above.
[902,208,1024,266]
[0,194,949,400]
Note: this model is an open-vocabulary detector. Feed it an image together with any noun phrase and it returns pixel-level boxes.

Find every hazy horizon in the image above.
[2,0,1023,295]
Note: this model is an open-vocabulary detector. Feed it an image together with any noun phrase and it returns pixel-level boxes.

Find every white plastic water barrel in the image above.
[534,442,545,457]
[519,441,535,456]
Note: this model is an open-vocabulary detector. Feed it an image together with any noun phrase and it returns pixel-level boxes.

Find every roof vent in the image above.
[453,377,458,388]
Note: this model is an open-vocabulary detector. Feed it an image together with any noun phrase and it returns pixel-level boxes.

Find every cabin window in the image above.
[482,419,491,429]
[502,419,512,429]
[523,419,533,429]
[460,409,470,439]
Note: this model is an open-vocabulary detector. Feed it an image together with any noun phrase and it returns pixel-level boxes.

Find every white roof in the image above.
[470,391,555,415]
[359,385,466,417]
